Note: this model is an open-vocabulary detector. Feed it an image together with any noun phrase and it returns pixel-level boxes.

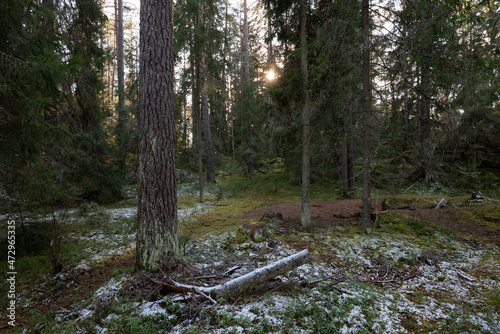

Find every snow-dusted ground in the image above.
[73,230,499,333]
[10,183,500,333]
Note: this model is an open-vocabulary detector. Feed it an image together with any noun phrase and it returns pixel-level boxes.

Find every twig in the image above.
[458,236,481,249]
[192,288,217,304]
[188,265,241,281]
[182,258,201,273]
[269,235,284,258]
[331,285,352,295]
[308,264,361,286]
[360,272,417,284]
[380,265,389,279]
[403,178,422,193]
[457,272,476,282]
[415,211,433,235]
[0,324,14,330]
[308,276,345,286]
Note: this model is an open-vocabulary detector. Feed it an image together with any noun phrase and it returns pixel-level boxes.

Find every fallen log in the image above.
[210,249,310,298]
[159,249,311,301]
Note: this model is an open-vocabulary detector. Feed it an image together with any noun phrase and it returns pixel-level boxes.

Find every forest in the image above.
[0,0,499,332]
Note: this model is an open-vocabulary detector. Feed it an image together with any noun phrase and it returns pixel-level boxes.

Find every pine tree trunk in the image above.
[243,0,250,82]
[420,62,432,180]
[116,0,126,173]
[198,105,204,203]
[136,0,178,271]
[342,133,349,197]
[361,0,372,232]
[402,56,410,152]
[346,87,355,191]
[300,0,311,228]
[202,91,215,182]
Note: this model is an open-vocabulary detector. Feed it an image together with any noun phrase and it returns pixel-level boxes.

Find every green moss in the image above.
[178,195,266,238]
[490,289,500,312]
[376,211,433,237]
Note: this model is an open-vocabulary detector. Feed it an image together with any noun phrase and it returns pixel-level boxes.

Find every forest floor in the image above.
[238,197,500,245]
[1,173,500,333]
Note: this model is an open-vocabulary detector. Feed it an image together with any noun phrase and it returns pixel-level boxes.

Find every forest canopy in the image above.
[0,0,499,212]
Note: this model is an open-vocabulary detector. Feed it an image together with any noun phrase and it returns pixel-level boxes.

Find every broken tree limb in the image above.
[435,198,446,209]
[159,249,311,300]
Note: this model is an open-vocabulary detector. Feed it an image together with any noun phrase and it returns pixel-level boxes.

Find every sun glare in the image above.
[266,70,276,81]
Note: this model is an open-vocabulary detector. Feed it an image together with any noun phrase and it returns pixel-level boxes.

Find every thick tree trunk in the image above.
[361,0,372,232]
[136,0,178,271]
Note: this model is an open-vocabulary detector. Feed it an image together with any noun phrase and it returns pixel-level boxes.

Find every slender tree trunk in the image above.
[346,87,355,191]
[117,0,126,173]
[182,53,188,149]
[347,127,355,191]
[198,106,204,203]
[191,54,199,148]
[300,0,311,227]
[201,54,215,183]
[243,0,250,82]
[420,61,432,180]
[402,20,410,152]
[342,132,349,197]
[361,0,372,232]
[194,12,203,201]
[111,0,117,104]
[136,0,178,271]
[403,60,409,152]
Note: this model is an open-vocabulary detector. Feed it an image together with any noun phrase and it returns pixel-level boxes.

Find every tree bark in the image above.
[200,52,215,183]
[136,0,178,271]
[243,0,250,83]
[300,0,311,228]
[116,0,126,173]
[342,133,349,197]
[420,61,432,180]
[345,87,355,192]
[202,93,215,182]
[361,0,372,232]
[347,112,355,191]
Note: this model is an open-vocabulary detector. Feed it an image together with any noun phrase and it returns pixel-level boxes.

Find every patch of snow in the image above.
[137,301,169,317]
[77,308,94,321]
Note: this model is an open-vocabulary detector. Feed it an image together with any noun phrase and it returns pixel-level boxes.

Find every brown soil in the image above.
[239,199,500,245]
[393,206,500,244]
[240,199,383,221]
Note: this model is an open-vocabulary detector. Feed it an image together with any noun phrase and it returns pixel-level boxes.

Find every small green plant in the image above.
[78,201,101,215]
[162,297,183,316]
[179,233,193,256]
[490,289,500,312]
